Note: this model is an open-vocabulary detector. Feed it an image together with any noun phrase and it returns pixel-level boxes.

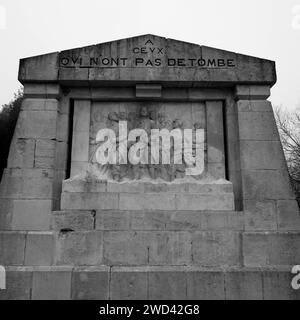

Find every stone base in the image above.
[1,266,299,300]
[61,177,235,211]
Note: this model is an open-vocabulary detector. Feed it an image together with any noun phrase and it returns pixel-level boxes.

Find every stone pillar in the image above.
[235,85,300,230]
[0,84,62,230]
[70,100,91,177]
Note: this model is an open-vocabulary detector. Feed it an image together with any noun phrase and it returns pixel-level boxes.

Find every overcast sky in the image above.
[0,0,299,109]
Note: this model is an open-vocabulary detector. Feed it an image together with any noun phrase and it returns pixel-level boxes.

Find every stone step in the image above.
[61,191,235,211]
[51,210,244,232]
[1,231,300,269]
[0,266,299,300]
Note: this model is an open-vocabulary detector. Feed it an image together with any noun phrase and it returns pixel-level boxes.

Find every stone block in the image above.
[175,194,234,211]
[61,192,118,210]
[103,231,149,265]
[51,211,95,231]
[0,267,33,300]
[62,178,106,193]
[131,211,170,230]
[72,267,109,300]
[25,232,55,266]
[7,138,35,168]
[237,100,273,112]
[110,267,148,300]
[0,199,13,230]
[240,140,286,170]
[107,181,145,193]
[238,111,278,141]
[70,161,89,177]
[35,139,55,158]
[242,170,295,200]
[149,232,192,265]
[56,113,69,142]
[55,141,68,170]
[277,200,300,231]
[96,210,130,230]
[206,101,225,165]
[15,110,57,139]
[187,270,225,300]
[23,84,60,97]
[0,232,26,265]
[73,100,91,132]
[32,267,72,300]
[35,157,54,169]
[235,85,271,100]
[148,267,187,299]
[192,231,240,267]
[225,271,263,300]
[243,232,300,267]
[71,131,90,162]
[56,231,103,265]
[244,200,277,231]
[0,168,53,199]
[119,193,176,210]
[21,98,58,111]
[136,84,162,98]
[12,199,52,231]
[263,270,300,300]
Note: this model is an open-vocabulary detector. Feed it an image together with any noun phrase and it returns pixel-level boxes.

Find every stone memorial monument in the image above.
[0,35,300,299]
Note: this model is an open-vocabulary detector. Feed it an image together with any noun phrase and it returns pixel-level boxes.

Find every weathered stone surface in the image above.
[51,211,95,231]
[277,200,300,231]
[263,270,300,300]
[242,170,295,200]
[25,232,55,266]
[119,193,176,210]
[21,98,58,111]
[237,100,273,113]
[235,85,271,100]
[20,35,276,85]
[96,210,130,230]
[0,267,32,300]
[225,271,263,300]
[12,199,52,231]
[176,194,234,211]
[0,232,26,265]
[187,269,225,300]
[240,140,286,170]
[238,111,279,141]
[103,231,149,265]
[148,267,187,300]
[243,232,300,267]
[110,267,148,300]
[15,110,57,139]
[7,138,35,168]
[35,139,55,158]
[61,192,118,210]
[0,199,13,230]
[62,179,106,193]
[72,267,109,300]
[32,267,72,300]
[0,168,53,199]
[244,200,277,231]
[192,231,240,267]
[149,232,192,265]
[56,231,103,265]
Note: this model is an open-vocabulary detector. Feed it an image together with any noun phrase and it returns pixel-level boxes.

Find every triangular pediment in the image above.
[19,34,276,86]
